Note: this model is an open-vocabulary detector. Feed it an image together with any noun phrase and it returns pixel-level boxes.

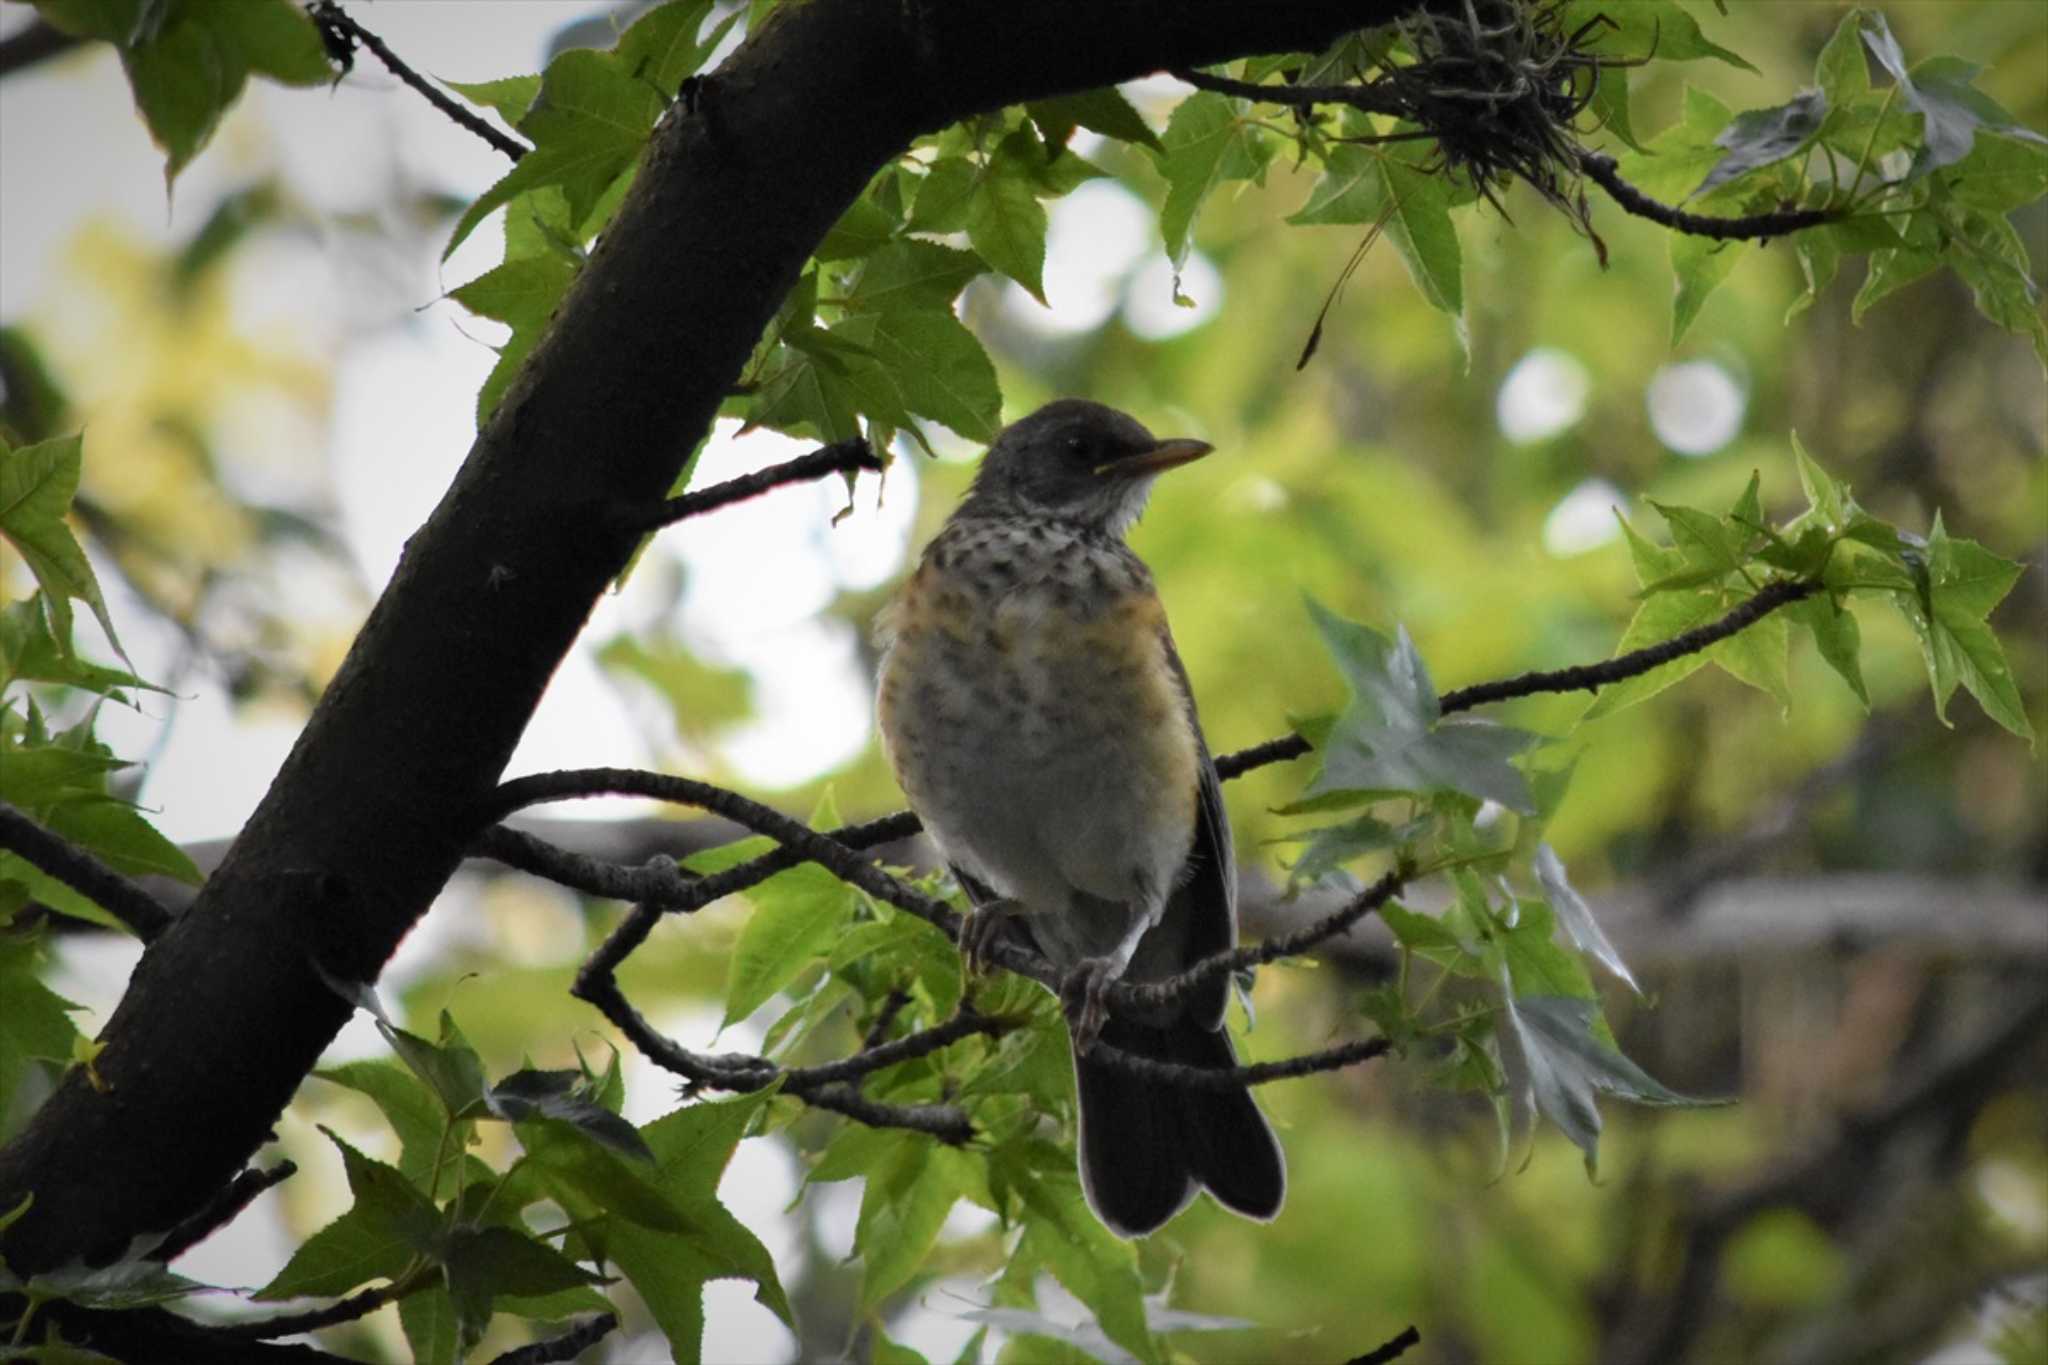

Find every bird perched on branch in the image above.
[876,399,1285,1237]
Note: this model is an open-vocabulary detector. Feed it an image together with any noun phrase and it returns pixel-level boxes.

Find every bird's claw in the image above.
[960,898,1021,977]
[1062,958,1119,1054]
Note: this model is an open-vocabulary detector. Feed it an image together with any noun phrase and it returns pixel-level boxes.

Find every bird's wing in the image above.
[1157,623,1235,1031]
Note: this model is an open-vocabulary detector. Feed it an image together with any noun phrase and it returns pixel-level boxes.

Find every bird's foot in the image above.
[1062,958,1121,1054]
[959,897,1024,977]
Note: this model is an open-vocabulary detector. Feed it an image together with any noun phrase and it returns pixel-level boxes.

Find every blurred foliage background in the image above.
[2,1,2043,1361]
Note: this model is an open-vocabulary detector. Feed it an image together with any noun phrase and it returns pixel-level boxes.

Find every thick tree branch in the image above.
[0,0,1426,1276]
[0,801,175,941]
[307,2,529,162]
[616,438,882,533]
[1089,1034,1392,1089]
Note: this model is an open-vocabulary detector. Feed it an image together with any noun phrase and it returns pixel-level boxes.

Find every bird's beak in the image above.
[1095,437,1214,479]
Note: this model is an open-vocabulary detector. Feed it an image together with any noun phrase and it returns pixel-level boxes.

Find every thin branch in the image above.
[1351,1324,1423,1365]
[1438,578,1816,713]
[1215,733,1312,780]
[616,439,882,533]
[1088,1034,1391,1089]
[0,17,84,80]
[471,824,697,907]
[307,2,529,163]
[1576,150,1838,241]
[1173,65,1410,119]
[0,801,175,941]
[205,1282,402,1342]
[487,1313,619,1365]
[1119,868,1406,1013]
[151,1161,296,1264]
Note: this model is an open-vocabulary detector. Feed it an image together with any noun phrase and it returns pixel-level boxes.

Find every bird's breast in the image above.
[876,524,1200,910]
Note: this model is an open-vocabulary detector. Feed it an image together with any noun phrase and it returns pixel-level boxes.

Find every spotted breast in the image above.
[875,514,1200,966]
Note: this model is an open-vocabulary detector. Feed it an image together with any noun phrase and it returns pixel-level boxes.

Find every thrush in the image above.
[875,399,1286,1237]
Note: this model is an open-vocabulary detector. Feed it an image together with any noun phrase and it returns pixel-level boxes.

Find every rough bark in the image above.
[0,0,1418,1278]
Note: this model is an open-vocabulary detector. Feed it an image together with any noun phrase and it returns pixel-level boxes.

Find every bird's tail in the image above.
[1072,1015,1286,1237]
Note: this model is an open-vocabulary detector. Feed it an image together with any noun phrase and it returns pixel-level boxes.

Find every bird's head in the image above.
[960,399,1213,537]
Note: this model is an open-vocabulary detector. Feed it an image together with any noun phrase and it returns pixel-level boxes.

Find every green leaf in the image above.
[908,156,978,234]
[443,75,542,127]
[1505,992,1723,1173]
[0,925,85,1120]
[445,49,662,259]
[1291,149,1464,345]
[855,1133,972,1311]
[999,1143,1153,1363]
[0,597,160,698]
[399,1284,460,1365]
[609,1092,791,1363]
[831,308,1002,442]
[816,194,899,262]
[844,241,985,314]
[1561,0,1756,73]
[489,1068,651,1161]
[256,1128,441,1300]
[1532,845,1640,995]
[1579,587,1721,721]
[614,0,734,99]
[1,435,121,660]
[1669,233,1748,346]
[449,253,576,340]
[1790,594,1869,707]
[1495,899,1600,1006]
[723,859,858,1028]
[1303,600,1537,813]
[42,797,201,886]
[1892,519,2032,743]
[1688,89,1828,201]
[316,1061,448,1189]
[1707,608,1792,710]
[1028,86,1161,152]
[381,1013,489,1119]
[1813,9,1870,107]
[1155,91,1266,274]
[443,1225,606,1355]
[514,1115,692,1235]
[967,132,1052,304]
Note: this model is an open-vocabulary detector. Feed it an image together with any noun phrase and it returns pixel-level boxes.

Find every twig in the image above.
[1577,151,1838,241]
[1120,868,1406,1012]
[0,18,83,80]
[471,824,697,907]
[1088,1035,1391,1089]
[1437,578,1815,712]
[1173,66,1409,119]
[152,1161,296,1263]
[0,800,175,941]
[205,1283,402,1341]
[616,439,882,533]
[1350,1324,1423,1365]
[487,1313,619,1364]
[307,2,530,163]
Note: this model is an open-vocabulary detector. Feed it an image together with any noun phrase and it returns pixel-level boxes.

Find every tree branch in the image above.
[307,1,529,163]
[487,1314,620,1365]
[204,1283,404,1343]
[150,1161,297,1264]
[1352,1324,1423,1365]
[1576,151,1840,241]
[0,801,175,941]
[615,438,882,533]
[0,17,83,81]
[1437,578,1816,712]
[0,0,1441,1277]
[1089,1034,1392,1089]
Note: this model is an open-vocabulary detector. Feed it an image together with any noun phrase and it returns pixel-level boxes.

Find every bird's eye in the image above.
[1064,434,1091,461]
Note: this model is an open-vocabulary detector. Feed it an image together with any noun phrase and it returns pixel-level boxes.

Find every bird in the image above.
[874,398,1286,1237]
